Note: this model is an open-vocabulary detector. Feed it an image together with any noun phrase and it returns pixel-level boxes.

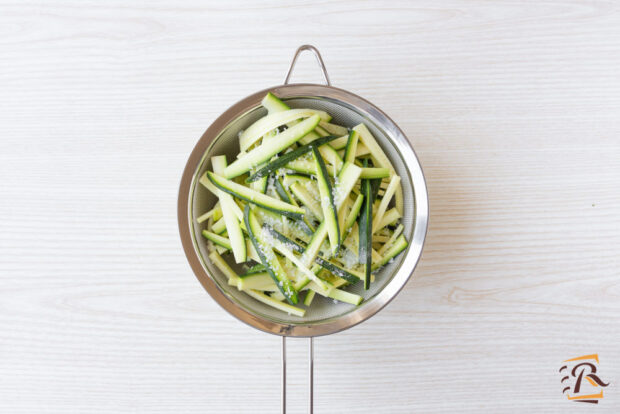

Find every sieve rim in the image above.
[178,83,428,337]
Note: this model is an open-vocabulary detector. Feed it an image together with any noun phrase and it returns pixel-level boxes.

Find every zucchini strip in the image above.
[375,208,402,231]
[226,114,321,178]
[372,174,401,234]
[239,263,266,277]
[328,135,350,150]
[211,156,246,263]
[307,281,362,305]
[343,130,359,165]
[302,162,362,266]
[358,165,373,289]
[239,109,330,152]
[262,92,290,114]
[353,123,403,214]
[211,217,226,234]
[312,146,340,253]
[344,193,364,235]
[314,257,360,284]
[271,239,328,291]
[319,121,348,136]
[202,230,231,250]
[208,250,239,287]
[208,172,305,219]
[360,167,391,179]
[289,182,324,221]
[372,234,408,271]
[303,290,316,306]
[245,290,305,317]
[379,224,404,256]
[196,203,221,224]
[244,206,298,304]
[246,135,338,182]
[237,272,275,291]
[264,226,358,284]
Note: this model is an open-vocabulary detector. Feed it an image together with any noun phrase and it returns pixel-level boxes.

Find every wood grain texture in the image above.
[1,1,620,413]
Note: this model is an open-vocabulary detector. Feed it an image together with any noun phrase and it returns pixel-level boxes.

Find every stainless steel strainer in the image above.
[178,45,428,413]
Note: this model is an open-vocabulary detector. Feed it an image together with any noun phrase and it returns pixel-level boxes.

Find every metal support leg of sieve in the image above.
[281,336,314,414]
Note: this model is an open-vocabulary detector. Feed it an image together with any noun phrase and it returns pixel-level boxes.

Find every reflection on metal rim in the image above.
[178,83,429,337]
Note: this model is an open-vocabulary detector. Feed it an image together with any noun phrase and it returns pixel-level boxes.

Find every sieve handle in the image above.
[281,336,314,414]
[284,45,331,86]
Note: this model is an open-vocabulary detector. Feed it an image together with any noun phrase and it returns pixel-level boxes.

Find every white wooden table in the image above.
[1,1,619,413]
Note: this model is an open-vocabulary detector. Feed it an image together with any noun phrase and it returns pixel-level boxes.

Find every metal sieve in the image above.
[178,45,428,413]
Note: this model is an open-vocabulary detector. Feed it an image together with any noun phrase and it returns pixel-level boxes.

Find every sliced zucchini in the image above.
[307,281,362,305]
[360,167,391,179]
[262,92,290,114]
[208,172,305,219]
[285,159,317,176]
[375,207,401,231]
[271,238,328,291]
[372,234,408,271]
[343,130,359,164]
[358,165,373,290]
[303,290,316,306]
[378,224,404,256]
[244,206,298,304]
[202,230,231,250]
[273,177,292,204]
[211,156,246,263]
[289,182,323,221]
[327,288,363,305]
[302,162,362,266]
[372,174,401,234]
[344,193,364,235]
[328,135,350,150]
[239,109,330,152]
[239,263,267,277]
[245,289,305,317]
[355,143,370,157]
[226,114,321,178]
[314,125,331,137]
[319,121,348,137]
[311,146,340,254]
[237,272,274,290]
[196,203,221,224]
[245,135,337,183]
[263,226,305,253]
[353,123,403,214]
[314,257,360,284]
[211,217,226,234]
[208,250,239,287]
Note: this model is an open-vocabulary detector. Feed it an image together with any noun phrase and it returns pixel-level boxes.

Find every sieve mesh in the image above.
[190,96,416,325]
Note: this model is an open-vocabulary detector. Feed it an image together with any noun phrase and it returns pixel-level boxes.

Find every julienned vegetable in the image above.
[198,92,408,316]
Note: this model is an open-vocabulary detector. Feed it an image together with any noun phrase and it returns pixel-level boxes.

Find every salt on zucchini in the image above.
[311,146,340,254]
[208,172,305,220]
[244,206,299,305]
[225,114,321,178]
[239,109,330,152]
